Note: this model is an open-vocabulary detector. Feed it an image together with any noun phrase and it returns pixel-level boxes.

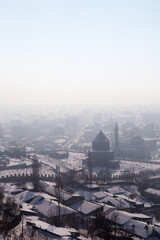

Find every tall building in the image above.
[89,130,119,168]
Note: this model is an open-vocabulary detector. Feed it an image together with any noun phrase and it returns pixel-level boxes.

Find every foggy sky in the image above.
[0,0,160,107]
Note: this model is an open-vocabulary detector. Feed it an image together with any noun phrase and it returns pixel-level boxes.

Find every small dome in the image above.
[130,136,144,146]
[92,130,110,151]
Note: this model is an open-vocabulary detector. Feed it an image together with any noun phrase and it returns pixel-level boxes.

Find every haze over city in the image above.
[0,0,160,107]
[1,2,160,239]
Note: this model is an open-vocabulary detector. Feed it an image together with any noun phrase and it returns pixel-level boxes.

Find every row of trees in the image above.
[0,185,20,239]
[63,167,160,186]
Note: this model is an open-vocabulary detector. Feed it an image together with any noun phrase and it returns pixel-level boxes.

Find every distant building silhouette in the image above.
[115,122,150,160]
[89,130,119,168]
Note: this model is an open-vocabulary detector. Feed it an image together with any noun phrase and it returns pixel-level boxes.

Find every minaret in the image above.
[115,122,119,158]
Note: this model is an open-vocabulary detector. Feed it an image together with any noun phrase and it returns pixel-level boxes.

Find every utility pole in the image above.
[88,151,92,184]
[56,164,61,226]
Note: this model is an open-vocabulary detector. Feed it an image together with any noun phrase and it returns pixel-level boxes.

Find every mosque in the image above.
[89,130,119,168]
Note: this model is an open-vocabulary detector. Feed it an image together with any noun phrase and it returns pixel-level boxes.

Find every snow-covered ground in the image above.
[91,160,160,177]
[1,153,160,180]
[6,158,32,167]
[61,152,86,170]
[112,160,160,176]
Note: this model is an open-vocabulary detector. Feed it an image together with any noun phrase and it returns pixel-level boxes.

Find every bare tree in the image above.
[110,211,119,235]
[0,195,20,239]
[55,165,62,226]
[0,185,4,216]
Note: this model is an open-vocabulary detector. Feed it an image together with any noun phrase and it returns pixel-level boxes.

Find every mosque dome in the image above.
[92,130,110,151]
[130,135,144,146]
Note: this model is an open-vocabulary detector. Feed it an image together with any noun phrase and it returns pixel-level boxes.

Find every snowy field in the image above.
[61,152,86,170]
[112,160,160,176]
[91,160,160,177]
[0,152,85,178]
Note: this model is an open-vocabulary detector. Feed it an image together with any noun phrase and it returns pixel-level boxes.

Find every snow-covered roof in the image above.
[121,219,153,239]
[106,210,152,226]
[19,203,37,214]
[115,194,137,203]
[144,188,160,197]
[43,182,75,201]
[75,190,107,202]
[106,186,131,196]
[106,210,132,225]
[31,198,75,217]
[69,200,102,215]
[30,195,44,205]
[16,190,57,203]
[3,183,23,194]
[16,190,37,203]
[99,196,131,209]
[98,203,115,213]
[75,190,96,201]
[122,184,140,196]
[26,218,78,237]
[84,184,99,189]
[92,191,107,200]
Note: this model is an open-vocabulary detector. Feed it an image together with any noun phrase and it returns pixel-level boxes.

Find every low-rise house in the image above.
[16,190,57,203]
[106,210,132,226]
[99,195,134,210]
[16,190,76,222]
[19,203,37,216]
[121,219,154,239]
[115,194,144,208]
[98,203,115,215]
[83,184,100,191]
[92,191,108,200]
[75,190,107,202]
[69,199,103,217]
[42,181,84,205]
[74,190,96,201]
[106,186,132,197]
[105,210,153,227]
[26,217,80,239]
[144,188,160,203]
[16,190,37,203]
[30,197,76,219]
